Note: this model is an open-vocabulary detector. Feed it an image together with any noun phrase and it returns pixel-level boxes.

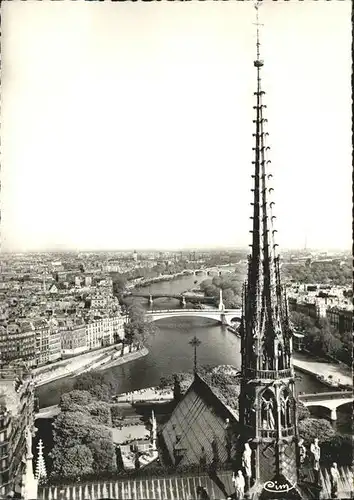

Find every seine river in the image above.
[36,274,351,433]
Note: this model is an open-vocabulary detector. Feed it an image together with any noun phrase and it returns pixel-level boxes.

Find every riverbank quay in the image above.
[114,386,173,404]
[293,352,352,388]
[33,344,148,387]
[98,346,149,371]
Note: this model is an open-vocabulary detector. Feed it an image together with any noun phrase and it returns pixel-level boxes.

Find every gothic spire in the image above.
[35,439,47,482]
[243,0,291,374]
[237,6,301,495]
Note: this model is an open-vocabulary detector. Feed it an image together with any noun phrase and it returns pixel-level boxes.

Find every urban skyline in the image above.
[1,1,351,252]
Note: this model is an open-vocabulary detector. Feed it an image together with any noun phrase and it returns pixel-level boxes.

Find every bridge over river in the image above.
[127,292,216,306]
[298,390,353,421]
[145,308,242,327]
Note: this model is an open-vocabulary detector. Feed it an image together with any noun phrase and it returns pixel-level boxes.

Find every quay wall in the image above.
[34,345,147,387]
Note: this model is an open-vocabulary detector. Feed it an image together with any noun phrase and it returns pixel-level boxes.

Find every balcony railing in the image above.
[245,368,293,380]
[259,426,295,439]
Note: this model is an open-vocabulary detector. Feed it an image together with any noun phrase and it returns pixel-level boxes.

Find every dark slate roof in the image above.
[184,373,239,423]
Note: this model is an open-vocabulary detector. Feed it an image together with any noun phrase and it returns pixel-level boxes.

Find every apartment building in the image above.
[0,322,36,367]
[0,364,35,498]
[61,318,87,356]
[85,312,124,350]
[33,319,51,366]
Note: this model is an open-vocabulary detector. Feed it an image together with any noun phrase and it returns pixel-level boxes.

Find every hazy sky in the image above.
[1,1,351,252]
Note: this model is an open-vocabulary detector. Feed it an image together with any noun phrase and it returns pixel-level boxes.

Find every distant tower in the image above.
[238,3,302,499]
[133,250,138,262]
[35,439,47,482]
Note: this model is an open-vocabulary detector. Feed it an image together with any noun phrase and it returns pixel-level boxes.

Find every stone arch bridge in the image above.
[145,308,242,327]
[298,390,353,421]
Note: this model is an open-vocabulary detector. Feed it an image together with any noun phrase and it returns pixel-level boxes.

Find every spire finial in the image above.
[253,1,264,66]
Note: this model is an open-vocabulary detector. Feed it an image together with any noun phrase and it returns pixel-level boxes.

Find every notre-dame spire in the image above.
[238,3,302,498]
[244,1,292,377]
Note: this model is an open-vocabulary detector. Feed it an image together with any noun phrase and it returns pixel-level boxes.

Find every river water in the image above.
[36,274,351,433]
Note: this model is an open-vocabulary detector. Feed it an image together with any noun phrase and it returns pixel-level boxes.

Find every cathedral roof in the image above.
[190,372,239,422]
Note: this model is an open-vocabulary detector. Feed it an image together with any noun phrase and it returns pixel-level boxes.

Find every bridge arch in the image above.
[299,392,353,421]
[145,309,242,327]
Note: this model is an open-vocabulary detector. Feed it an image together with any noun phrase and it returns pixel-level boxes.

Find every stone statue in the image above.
[151,411,157,436]
[330,462,340,498]
[261,397,275,429]
[232,470,245,500]
[310,438,321,486]
[25,426,33,459]
[298,438,306,481]
[298,438,306,464]
[242,443,252,490]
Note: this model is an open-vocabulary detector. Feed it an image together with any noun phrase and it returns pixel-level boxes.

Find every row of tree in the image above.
[290,311,352,366]
[282,261,352,286]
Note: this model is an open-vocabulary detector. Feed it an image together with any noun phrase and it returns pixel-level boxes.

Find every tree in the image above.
[296,401,310,421]
[112,276,127,294]
[51,444,94,478]
[320,330,343,358]
[321,434,353,466]
[51,410,116,477]
[124,304,156,350]
[52,411,92,450]
[87,401,112,426]
[159,377,170,389]
[73,371,115,401]
[86,428,116,472]
[59,390,93,412]
[298,418,335,444]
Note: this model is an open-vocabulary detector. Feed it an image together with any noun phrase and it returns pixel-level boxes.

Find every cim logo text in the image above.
[264,480,295,494]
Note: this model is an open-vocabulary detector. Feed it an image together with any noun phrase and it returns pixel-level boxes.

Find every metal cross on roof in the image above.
[189,336,201,374]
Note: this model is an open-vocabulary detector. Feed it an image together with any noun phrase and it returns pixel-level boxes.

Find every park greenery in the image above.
[282,260,352,286]
[50,387,116,479]
[73,371,119,401]
[122,304,157,351]
[199,274,244,309]
[290,311,352,366]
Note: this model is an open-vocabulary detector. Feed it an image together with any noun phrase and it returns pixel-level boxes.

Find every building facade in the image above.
[85,313,125,350]
[288,298,353,334]
[47,317,62,362]
[33,319,51,366]
[0,364,35,498]
[61,321,87,356]
[0,322,36,366]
